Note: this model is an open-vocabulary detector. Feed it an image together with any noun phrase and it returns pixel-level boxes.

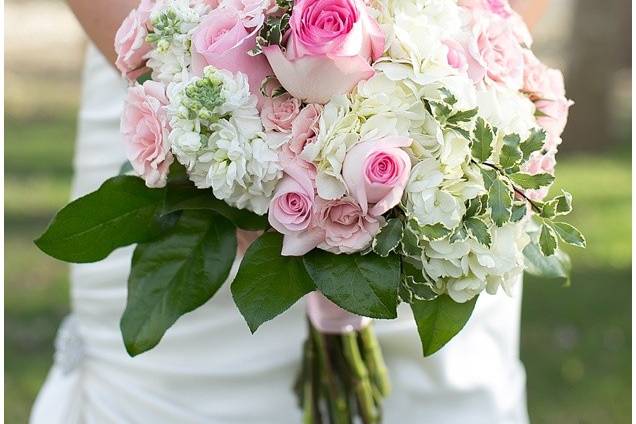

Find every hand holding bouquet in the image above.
[37,0,584,422]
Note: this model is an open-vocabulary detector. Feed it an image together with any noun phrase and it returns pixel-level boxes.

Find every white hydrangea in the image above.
[422,224,529,303]
[300,96,360,200]
[146,0,210,84]
[168,67,282,214]
[379,0,462,85]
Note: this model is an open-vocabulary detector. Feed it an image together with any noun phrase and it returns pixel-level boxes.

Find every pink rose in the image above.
[459,0,513,18]
[289,104,322,155]
[263,0,385,104]
[114,0,154,80]
[444,40,469,72]
[269,163,324,256]
[342,136,411,217]
[191,6,272,102]
[121,81,174,188]
[469,16,524,89]
[261,94,301,133]
[318,197,381,254]
[535,97,572,137]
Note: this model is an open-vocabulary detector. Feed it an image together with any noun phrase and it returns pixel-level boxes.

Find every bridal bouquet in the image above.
[37,0,585,422]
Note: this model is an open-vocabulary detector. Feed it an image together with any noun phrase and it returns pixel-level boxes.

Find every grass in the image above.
[4,111,631,423]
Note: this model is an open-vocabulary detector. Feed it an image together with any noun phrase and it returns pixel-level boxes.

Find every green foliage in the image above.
[372,218,403,257]
[400,259,438,303]
[548,222,587,248]
[411,295,478,357]
[414,222,452,241]
[35,176,175,263]
[539,223,558,256]
[471,117,494,162]
[163,163,268,230]
[523,242,571,285]
[303,251,400,319]
[520,128,546,160]
[500,133,523,169]
[488,178,512,227]
[446,108,478,125]
[231,232,314,333]
[509,172,555,189]
[464,217,492,247]
[120,211,237,356]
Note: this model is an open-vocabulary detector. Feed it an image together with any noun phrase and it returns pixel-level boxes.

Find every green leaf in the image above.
[464,217,492,247]
[136,72,152,85]
[411,295,478,356]
[480,167,498,190]
[447,108,478,125]
[121,211,237,356]
[549,222,586,248]
[488,178,512,227]
[417,222,452,241]
[509,172,555,189]
[511,203,527,223]
[539,224,558,256]
[471,117,493,162]
[35,176,174,263]
[438,87,457,105]
[303,251,400,319]
[400,260,438,303]
[500,133,523,169]
[449,224,469,243]
[546,190,573,216]
[520,128,546,160]
[163,167,268,231]
[465,196,484,218]
[373,218,403,257]
[231,232,314,333]
[401,221,422,257]
[523,243,571,285]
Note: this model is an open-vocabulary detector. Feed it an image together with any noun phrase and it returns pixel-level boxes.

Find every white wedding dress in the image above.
[31,45,529,424]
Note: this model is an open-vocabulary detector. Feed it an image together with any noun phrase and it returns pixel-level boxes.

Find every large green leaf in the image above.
[231,232,314,333]
[35,176,174,263]
[411,295,478,357]
[303,251,400,319]
[121,211,237,356]
[523,242,571,285]
[163,164,268,231]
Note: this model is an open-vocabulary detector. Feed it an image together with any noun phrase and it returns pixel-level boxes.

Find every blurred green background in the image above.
[4,0,632,423]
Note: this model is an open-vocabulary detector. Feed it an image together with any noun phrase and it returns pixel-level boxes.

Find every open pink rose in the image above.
[535,97,572,137]
[261,93,301,133]
[469,16,524,89]
[263,0,385,104]
[459,0,513,18]
[121,81,174,188]
[114,0,154,80]
[269,163,324,256]
[317,197,381,254]
[289,104,322,155]
[342,136,411,216]
[191,6,272,101]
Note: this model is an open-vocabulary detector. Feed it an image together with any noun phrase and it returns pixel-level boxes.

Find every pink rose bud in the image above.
[191,6,272,103]
[263,0,385,104]
[269,163,324,256]
[114,0,154,80]
[342,136,412,217]
[306,292,370,334]
[317,197,381,254]
[121,81,174,188]
[260,93,301,133]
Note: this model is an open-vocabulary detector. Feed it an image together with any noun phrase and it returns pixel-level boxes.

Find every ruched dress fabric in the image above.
[31,45,529,424]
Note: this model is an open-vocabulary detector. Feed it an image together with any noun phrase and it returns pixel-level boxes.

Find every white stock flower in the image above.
[300,96,360,200]
[168,67,281,214]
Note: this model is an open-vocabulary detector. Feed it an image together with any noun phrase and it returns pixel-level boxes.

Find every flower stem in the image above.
[341,332,379,424]
[360,326,391,398]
